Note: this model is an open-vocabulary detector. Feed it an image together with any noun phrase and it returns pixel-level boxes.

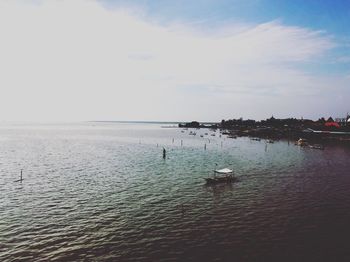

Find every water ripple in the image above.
[1,123,350,261]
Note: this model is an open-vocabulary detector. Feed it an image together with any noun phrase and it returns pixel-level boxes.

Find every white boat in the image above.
[296,138,308,146]
[309,144,324,150]
[205,168,236,185]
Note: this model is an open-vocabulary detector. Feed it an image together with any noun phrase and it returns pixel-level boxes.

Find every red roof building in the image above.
[325,121,340,128]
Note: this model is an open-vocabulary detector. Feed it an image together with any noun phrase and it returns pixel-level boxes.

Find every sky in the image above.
[0,0,349,122]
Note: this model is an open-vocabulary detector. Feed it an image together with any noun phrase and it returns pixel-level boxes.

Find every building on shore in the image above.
[335,113,350,127]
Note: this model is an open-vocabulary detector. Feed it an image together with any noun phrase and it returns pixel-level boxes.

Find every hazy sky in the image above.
[0,0,349,122]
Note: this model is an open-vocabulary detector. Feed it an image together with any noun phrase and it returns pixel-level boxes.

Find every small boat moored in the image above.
[205,168,236,185]
[251,138,261,141]
[296,138,308,146]
[309,144,325,150]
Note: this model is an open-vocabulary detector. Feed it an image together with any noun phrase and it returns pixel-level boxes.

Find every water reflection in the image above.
[1,122,350,261]
[204,182,234,198]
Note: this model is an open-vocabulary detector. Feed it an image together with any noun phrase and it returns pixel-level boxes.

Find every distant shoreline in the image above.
[91,120,218,125]
[178,118,350,144]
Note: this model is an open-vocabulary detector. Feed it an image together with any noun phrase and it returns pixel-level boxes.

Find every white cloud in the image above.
[0,0,348,121]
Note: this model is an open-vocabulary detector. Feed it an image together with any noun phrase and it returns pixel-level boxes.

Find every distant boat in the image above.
[204,133,208,135]
[189,131,196,136]
[266,139,274,143]
[296,138,308,146]
[211,133,216,136]
[200,135,204,138]
[309,144,324,150]
[228,135,237,139]
[205,168,236,185]
[251,138,261,141]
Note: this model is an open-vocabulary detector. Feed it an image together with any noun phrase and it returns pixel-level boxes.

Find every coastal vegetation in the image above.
[179,116,350,144]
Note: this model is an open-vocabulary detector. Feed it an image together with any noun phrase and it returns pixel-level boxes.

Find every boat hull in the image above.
[205,175,237,185]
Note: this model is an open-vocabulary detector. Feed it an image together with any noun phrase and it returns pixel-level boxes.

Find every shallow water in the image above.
[1,122,350,261]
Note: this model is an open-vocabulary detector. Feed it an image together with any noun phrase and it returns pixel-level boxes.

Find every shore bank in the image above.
[179,117,350,145]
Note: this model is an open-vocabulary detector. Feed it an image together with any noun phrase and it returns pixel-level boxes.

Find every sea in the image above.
[1,122,350,262]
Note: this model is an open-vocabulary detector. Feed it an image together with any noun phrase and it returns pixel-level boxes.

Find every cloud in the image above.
[0,0,348,121]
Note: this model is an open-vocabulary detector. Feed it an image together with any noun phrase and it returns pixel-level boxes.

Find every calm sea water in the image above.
[1,122,350,262]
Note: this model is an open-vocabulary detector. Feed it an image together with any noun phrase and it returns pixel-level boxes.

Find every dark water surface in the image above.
[1,122,350,261]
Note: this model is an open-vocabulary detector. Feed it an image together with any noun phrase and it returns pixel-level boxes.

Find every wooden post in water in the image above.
[181,140,183,147]
[163,148,166,159]
[204,143,207,150]
[15,169,23,182]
